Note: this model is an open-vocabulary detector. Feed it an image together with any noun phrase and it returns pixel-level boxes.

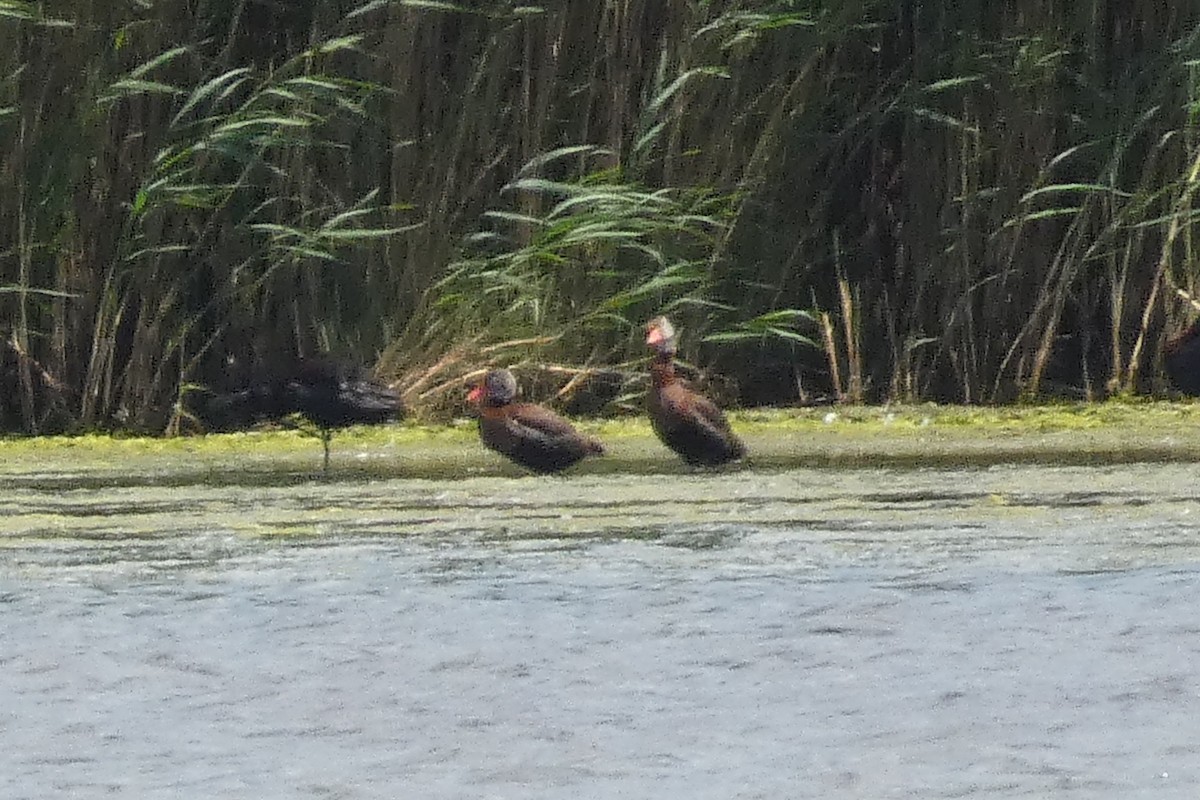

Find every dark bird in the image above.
[467,368,604,474]
[1164,319,1200,396]
[200,355,404,472]
[645,316,746,467]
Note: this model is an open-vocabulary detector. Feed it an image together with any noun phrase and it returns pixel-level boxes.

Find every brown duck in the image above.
[468,368,605,473]
[645,316,746,466]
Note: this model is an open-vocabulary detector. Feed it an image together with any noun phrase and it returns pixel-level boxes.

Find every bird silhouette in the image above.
[467,368,604,474]
[200,355,403,472]
[645,316,746,467]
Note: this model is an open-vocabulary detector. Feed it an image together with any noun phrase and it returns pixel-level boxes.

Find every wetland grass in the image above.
[3,1,1200,436]
[3,402,1200,489]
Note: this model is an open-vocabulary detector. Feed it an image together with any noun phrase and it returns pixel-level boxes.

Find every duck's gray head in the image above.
[645,316,678,356]
[483,368,518,404]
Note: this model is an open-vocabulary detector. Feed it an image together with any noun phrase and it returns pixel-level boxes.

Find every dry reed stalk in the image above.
[836,273,862,404]
[819,310,843,403]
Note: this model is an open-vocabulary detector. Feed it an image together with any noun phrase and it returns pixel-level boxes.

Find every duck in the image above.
[467,368,605,473]
[200,355,404,472]
[645,316,746,466]
[1164,319,1200,396]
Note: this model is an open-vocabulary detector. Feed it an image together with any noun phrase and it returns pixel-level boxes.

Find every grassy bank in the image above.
[3,401,1200,487]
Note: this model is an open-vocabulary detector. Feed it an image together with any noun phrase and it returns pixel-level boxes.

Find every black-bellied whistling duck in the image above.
[645,316,746,466]
[467,368,604,474]
[200,355,404,472]
[1164,319,1200,396]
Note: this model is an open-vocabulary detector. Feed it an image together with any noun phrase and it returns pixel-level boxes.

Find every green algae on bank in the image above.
[2,401,1200,485]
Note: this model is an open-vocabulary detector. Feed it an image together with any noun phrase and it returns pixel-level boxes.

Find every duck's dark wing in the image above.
[506,403,603,453]
[681,391,745,460]
[479,402,603,473]
[688,392,738,437]
[650,384,744,466]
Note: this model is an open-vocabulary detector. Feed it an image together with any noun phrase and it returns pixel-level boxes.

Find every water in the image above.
[3,461,1200,798]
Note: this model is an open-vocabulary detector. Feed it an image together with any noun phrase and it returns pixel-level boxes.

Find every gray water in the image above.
[3,462,1200,798]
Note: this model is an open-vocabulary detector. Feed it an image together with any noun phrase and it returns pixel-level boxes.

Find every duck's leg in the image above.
[320,428,333,474]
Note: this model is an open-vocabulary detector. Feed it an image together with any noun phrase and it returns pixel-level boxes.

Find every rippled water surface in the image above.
[4,460,1200,798]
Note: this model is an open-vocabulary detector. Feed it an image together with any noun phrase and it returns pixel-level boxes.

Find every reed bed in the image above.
[1,1,1199,432]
